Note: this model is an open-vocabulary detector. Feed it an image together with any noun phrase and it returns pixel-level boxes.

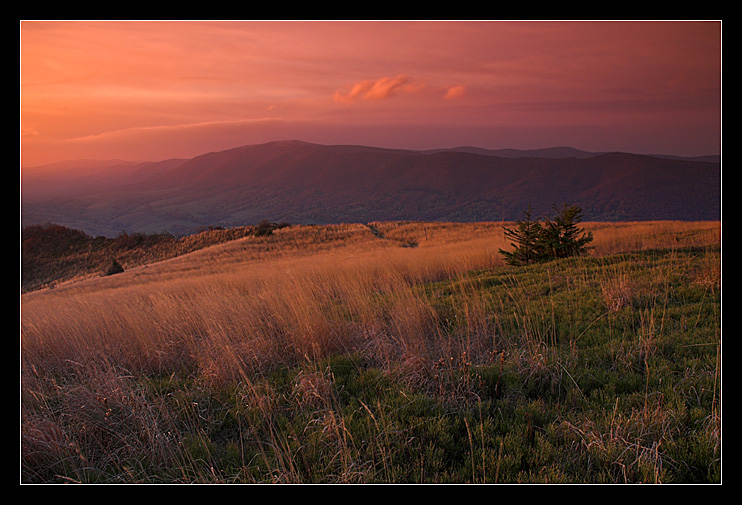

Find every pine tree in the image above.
[499,205,543,266]
[499,203,594,266]
[104,258,124,276]
[538,203,594,261]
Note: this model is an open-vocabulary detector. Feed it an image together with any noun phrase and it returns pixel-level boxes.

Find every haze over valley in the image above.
[21,140,721,238]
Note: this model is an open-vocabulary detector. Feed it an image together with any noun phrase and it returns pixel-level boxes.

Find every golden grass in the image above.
[20,219,721,482]
[21,221,720,382]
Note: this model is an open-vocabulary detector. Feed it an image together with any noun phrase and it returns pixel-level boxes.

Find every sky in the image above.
[20,20,721,167]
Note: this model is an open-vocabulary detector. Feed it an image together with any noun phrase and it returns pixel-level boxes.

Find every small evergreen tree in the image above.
[499,205,543,266]
[499,203,593,266]
[540,203,594,260]
[104,258,125,276]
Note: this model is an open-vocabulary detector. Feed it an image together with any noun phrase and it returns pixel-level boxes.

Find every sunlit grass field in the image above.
[20,220,721,483]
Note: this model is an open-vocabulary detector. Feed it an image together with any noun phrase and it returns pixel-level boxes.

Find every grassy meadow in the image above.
[20,220,722,483]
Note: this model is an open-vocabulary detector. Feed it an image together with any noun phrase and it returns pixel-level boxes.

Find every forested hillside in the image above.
[21,222,285,292]
[21,141,721,237]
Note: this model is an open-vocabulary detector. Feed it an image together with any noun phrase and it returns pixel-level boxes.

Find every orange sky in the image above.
[20,20,721,167]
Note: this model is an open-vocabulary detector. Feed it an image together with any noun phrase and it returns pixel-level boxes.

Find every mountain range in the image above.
[21,140,721,237]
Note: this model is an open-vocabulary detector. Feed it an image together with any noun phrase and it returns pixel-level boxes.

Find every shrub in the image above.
[499,205,543,266]
[254,220,277,237]
[499,203,593,266]
[104,258,125,276]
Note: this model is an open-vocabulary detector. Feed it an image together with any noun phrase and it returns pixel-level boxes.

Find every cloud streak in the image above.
[444,85,466,100]
[334,75,424,103]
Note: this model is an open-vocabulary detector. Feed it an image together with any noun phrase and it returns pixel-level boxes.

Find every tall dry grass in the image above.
[20,220,720,482]
[21,221,720,380]
[21,223,497,379]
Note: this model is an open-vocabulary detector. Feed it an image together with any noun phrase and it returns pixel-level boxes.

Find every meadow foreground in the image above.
[20,221,721,483]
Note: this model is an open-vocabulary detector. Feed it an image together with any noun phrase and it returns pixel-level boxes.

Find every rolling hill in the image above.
[21,140,721,237]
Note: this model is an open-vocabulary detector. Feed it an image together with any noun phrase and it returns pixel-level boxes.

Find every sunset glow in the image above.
[20,20,721,167]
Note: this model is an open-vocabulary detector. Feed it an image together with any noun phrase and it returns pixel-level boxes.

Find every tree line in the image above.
[499,203,594,266]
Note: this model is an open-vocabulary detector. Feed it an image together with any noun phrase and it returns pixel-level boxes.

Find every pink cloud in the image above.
[334,75,424,103]
[444,85,466,100]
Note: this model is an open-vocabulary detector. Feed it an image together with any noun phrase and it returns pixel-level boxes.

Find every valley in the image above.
[21,141,721,238]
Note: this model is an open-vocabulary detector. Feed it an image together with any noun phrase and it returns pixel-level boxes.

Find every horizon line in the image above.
[21,138,721,169]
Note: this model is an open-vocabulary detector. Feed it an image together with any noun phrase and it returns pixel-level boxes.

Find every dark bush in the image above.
[104,258,125,276]
[254,220,277,237]
[499,203,593,266]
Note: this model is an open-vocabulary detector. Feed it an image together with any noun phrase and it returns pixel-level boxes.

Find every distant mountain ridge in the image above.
[422,145,720,163]
[21,140,721,237]
[422,145,601,159]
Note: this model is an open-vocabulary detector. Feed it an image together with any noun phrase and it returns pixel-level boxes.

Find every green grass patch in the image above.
[21,245,721,483]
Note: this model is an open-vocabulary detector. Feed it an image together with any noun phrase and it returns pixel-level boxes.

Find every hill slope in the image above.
[21,140,721,237]
[21,220,721,483]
